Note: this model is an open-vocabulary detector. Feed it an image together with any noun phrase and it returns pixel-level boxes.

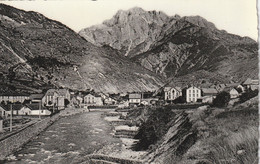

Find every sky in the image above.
[1,0,258,40]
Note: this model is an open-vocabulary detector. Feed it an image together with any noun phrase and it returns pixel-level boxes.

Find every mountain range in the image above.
[80,7,258,83]
[0,4,258,94]
[0,4,163,94]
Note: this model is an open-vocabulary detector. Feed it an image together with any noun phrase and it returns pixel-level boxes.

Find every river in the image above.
[5,111,122,164]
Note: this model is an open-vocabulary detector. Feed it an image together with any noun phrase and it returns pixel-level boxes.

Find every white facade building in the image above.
[164,87,182,101]
[186,86,201,103]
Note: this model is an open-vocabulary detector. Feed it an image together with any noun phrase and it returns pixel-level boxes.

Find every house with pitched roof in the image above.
[129,93,142,105]
[5,104,24,116]
[201,88,218,97]
[42,89,59,107]
[199,88,218,103]
[214,84,226,92]
[243,78,259,91]
[84,93,103,106]
[22,103,51,116]
[164,86,182,101]
[223,87,239,99]
[42,89,65,110]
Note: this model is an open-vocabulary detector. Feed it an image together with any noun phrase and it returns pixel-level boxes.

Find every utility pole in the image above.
[39,101,41,119]
[10,104,12,132]
[53,102,55,114]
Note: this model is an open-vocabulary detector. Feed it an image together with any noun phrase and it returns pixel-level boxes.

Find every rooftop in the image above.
[129,93,141,99]
[26,103,47,110]
[0,92,30,96]
[202,88,218,94]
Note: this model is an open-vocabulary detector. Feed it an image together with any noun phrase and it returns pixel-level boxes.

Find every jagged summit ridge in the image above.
[79,7,258,82]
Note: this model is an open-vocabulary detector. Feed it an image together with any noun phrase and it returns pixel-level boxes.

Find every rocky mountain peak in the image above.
[182,16,216,30]
[79,7,258,83]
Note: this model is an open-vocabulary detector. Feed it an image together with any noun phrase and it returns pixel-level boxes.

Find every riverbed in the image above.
[5,111,122,164]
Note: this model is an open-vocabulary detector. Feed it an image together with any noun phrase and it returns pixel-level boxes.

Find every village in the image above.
[0,77,258,133]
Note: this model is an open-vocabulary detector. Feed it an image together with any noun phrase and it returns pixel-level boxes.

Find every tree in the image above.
[64,99,70,107]
[239,89,258,103]
[213,91,231,107]
[0,100,6,106]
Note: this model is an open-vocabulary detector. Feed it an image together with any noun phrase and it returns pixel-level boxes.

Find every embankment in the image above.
[0,114,60,160]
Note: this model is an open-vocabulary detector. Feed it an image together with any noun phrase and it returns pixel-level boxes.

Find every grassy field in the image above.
[128,98,258,164]
[164,106,258,164]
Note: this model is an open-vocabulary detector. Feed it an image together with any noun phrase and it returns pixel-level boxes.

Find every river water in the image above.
[5,111,122,164]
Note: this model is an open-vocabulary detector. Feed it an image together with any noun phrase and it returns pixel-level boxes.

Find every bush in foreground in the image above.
[212,91,230,107]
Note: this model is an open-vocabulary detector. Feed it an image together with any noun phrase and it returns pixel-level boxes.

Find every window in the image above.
[193,90,195,93]
[197,94,199,97]
[193,98,195,102]
[193,94,195,97]
[189,94,191,97]
[189,98,191,102]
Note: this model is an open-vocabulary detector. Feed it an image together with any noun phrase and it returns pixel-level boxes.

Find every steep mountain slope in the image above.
[0,4,164,94]
[79,7,179,58]
[80,7,258,82]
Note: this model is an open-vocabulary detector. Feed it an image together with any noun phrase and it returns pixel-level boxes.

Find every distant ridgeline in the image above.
[0,4,257,94]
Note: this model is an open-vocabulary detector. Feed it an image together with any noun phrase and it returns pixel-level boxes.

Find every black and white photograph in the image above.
[0,0,258,163]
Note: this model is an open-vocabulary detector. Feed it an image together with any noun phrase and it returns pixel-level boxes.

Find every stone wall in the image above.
[0,114,60,160]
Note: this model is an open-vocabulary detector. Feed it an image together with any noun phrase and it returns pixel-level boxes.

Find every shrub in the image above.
[239,89,258,103]
[212,91,230,107]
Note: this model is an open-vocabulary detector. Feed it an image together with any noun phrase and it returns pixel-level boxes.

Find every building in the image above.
[0,92,30,103]
[19,106,32,115]
[24,103,51,116]
[164,87,182,101]
[142,98,159,105]
[42,89,67,110]
[57,89,71,101]
[184,86,202,103]
[104,97,117,105]
[99,92,110,100]
[129,93,142,105]
[224,87,239,99]
[5,104,24,116]
[201,88,218,97]
[42,89,59,107]
[0,105,7,117]
[236,85,245,93]
[84,94,103,106]
[140,100,149,106]
[29,94,44,103]
[70,96,80,107]
[199,88,218,103]
[243,78,259,91]
[214,84,226,92]
[118,100,129,108]
[17,103,51,116]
